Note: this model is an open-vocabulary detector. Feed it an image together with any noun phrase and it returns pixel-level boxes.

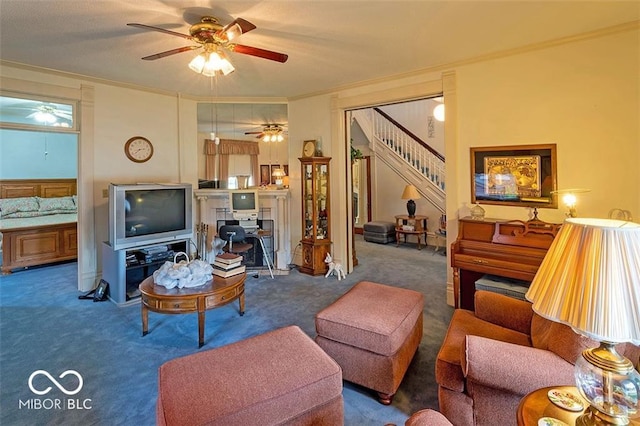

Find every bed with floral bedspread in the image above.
[0,179,77,274]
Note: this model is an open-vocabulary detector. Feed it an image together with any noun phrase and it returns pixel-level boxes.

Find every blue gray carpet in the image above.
[0,235,452,425]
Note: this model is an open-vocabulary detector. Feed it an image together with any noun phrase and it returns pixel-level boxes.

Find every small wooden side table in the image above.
[139,273,246,348]
[395,215,429,250]
[517,385,639,426]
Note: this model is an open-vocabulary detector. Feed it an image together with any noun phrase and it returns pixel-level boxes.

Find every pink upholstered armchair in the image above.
[406,409,453,425]
[435,290,640,426]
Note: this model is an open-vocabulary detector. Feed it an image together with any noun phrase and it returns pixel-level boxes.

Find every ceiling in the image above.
[1,1,638,101]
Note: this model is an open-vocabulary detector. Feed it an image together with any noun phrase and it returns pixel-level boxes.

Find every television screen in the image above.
[108,183,193,251]
[124,189,186,237]
[229,189,259,221]
[231,192,256,211]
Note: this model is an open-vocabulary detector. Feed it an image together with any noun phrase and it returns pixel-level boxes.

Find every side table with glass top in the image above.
[517,385,640,426]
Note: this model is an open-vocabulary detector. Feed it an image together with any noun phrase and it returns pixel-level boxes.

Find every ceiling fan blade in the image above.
[232,44,288,63]
[141,46,201,60]
[244,131,263,135]
[219,18,256,42]
[53,111,73,120]
[127,23,193,40]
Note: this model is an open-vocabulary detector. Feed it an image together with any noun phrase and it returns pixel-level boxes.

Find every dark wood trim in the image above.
[364,156,372,224]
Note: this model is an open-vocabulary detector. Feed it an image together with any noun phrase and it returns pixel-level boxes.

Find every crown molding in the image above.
[290,20,639,102]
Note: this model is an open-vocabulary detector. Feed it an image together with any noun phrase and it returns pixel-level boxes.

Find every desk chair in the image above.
[218,225,253,259]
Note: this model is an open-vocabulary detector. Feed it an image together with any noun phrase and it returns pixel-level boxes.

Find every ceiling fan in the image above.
[245,124,287,142]
[127,16,288,74]
[27,104,73,124]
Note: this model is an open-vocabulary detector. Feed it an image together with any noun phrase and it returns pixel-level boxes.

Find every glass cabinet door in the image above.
[299,156,331,275]
[303,163,313,239]
[301,160,331,241]
[316,163,329,240]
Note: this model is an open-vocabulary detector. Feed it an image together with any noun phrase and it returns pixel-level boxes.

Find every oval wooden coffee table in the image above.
[139,272,246,348]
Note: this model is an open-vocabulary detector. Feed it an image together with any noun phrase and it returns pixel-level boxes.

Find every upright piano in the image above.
[451,216,561,310]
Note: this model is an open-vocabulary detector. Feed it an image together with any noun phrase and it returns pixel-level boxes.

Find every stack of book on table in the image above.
[213,253,245,278]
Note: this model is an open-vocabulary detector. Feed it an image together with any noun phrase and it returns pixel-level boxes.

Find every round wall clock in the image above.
[124,136,153,163]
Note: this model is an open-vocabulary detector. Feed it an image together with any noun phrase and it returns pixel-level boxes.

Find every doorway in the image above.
[346,97,446,268]
[352,156,371,234]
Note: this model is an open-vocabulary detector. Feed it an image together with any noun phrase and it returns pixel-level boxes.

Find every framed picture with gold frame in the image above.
[259,164,271,186]
[470,144,557,208]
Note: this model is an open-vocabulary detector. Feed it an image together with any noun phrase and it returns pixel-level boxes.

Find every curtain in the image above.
[250,155,259,187]
[204,139,217,180]
[205,139,260,184]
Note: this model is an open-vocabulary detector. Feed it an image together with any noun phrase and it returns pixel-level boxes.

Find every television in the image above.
[108,183,193,251]
[228,189,259,221]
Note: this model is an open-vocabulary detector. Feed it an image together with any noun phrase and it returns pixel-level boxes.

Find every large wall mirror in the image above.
[197,103,288,189]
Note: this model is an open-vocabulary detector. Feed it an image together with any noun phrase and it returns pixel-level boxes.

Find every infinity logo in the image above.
[28,370,83,396]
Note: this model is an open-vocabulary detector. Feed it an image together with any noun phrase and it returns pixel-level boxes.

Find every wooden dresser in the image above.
[451,216,561,310]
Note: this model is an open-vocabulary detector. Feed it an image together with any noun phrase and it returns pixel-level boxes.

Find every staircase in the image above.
[352,108,445,213]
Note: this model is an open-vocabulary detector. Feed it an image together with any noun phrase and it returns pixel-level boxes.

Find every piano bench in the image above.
[474,274,529,301]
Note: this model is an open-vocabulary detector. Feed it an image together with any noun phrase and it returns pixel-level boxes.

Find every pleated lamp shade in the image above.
[525,218,640,344]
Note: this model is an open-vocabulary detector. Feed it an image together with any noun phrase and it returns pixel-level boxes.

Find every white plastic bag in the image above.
[153,252,213,289]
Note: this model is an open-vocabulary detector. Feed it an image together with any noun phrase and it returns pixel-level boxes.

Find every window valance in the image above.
[205,139,260,156]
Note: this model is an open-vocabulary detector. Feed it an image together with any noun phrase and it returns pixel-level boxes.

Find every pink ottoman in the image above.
[315,281,424,404]
[157,325,344,426]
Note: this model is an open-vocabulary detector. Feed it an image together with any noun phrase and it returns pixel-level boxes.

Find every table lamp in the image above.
[526,218,640,425]
[271,167,286,189]
[551,188,591,218]
[401,184,421,217]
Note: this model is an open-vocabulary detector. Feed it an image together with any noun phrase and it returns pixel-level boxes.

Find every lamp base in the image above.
[576,406,629,426]
[406,199,416,217]
[574,343,639,426]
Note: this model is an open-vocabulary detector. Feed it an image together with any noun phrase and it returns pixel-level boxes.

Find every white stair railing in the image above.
[351,108,446,213]
[372,108,446,192]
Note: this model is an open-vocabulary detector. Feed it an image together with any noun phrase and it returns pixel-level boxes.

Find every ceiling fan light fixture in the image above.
[189,49,235,77]
[188,53,207,73]
[433,103,445,122]
[33,110,57,124]
[218,57,235,76]
[201,53,220,77]
[224,24,243,42]
[130,15,288,76]
[260,124,285,142]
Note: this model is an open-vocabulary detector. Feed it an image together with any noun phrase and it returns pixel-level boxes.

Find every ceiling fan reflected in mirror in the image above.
[28,104,73,127]
[245,124,286,142]
[127,16,288,76]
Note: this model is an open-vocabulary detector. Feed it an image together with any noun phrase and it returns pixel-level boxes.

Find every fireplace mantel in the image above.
[194,189,291,270]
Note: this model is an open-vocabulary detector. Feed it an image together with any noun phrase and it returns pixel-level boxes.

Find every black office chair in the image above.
[218,225,253,258]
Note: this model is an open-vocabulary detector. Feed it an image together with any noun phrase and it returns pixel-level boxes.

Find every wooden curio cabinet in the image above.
[299,157,331,275]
